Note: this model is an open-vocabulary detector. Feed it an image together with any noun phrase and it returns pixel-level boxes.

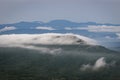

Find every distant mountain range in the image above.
[0,20,120,29]
[0,20,119,37]
[0,20,120,51]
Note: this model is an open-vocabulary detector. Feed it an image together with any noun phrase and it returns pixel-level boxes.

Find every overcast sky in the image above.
[0,0,120,24]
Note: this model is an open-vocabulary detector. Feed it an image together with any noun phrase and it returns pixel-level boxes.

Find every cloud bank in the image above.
[86,26,120,32]
[0,33,97,53]
[0,33,97,46]
[0,26,16,32]
[36,26,55,30]
[65,25,120,32]
[80,57,115,71]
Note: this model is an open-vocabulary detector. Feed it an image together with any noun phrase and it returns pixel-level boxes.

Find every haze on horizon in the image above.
[0,0,120,24]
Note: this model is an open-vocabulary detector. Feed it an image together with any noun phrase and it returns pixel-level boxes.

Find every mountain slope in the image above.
[0,45,120,80]
[0,33,120,80]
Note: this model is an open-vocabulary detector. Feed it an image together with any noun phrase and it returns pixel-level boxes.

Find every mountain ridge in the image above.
[0,20,120,29]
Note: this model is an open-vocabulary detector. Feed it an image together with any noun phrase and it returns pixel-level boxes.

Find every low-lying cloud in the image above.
[0,33,97,46]
[65,25,120,33]
[80,57,115,71]
[116,33,120,39]
[64,27,73,30]
[0,33,97,54]
[20,45,62,54]
[36,26,55,30]
[0,26,16,32]
[86,26,120,32]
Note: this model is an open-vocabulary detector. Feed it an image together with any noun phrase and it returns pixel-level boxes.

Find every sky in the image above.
[0,0,120,24]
